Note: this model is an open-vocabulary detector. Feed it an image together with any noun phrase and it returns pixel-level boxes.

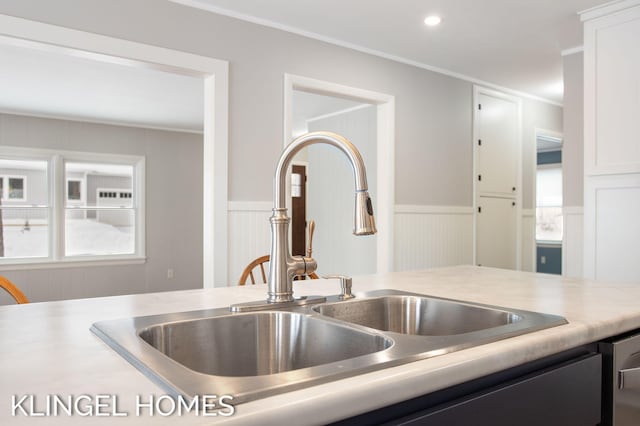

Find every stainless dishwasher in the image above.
[599,331,640,425]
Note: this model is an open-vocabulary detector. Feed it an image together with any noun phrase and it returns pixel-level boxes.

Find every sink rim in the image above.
[90,289,568,405]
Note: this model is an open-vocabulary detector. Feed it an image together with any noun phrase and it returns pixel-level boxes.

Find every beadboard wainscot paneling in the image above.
[563,206,583,278]
[394,205,473,271]
[227,201,272,286]
[521,209,535,272]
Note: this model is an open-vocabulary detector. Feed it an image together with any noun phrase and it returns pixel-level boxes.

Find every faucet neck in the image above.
[268,131,375,304]
[273,131,369,210]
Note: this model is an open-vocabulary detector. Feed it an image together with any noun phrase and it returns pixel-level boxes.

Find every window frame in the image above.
[0,146,145,270]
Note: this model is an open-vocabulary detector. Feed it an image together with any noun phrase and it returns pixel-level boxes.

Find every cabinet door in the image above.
[584,5,640,175]
[393,353,601,426]
[476,196,517,269]
[476,91,519,196]
[584,174,640,282]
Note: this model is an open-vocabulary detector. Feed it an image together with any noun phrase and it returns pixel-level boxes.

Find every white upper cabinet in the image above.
[583,1,640,175]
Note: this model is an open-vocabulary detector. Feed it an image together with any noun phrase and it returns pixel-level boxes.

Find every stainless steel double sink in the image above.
[91,289,567,404]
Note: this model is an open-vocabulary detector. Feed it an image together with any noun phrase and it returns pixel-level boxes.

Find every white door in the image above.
[474,87,521,270]
[476,196,517,269]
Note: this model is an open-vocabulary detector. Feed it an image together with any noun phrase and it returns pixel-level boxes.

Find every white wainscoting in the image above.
[227,203,551,283]
[227,201,272,286]
[227,203,476,284]
[521,209,535,272]
[394,205,474,271]
[563,206,584,278]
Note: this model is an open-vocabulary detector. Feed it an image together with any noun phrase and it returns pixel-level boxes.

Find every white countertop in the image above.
[2,266,640,425]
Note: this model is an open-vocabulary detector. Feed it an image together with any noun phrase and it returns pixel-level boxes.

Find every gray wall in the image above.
[562,52,584,207]
[0,0,561,209]
[0,113,203,303]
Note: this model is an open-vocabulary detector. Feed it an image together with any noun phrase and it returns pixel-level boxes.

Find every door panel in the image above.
[477,93,519,196]
[476,196,517,269]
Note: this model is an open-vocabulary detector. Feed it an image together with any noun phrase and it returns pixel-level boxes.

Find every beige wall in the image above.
[0,113,203,303]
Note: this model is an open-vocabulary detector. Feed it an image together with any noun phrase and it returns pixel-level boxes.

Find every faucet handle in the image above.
[323,274,355,300]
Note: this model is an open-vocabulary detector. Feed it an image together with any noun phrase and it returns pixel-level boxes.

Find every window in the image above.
[0,175,27,201]
[0,147,144,266]
[0,161,48,259]
[67,179,82,201]
[536,165,563,242]
[64,162,135,257]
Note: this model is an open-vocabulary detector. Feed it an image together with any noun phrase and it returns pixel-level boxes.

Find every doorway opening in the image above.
[0,14,228,288]
[291,91,376,275]
[283,74,395,275]
[535,130,563,275]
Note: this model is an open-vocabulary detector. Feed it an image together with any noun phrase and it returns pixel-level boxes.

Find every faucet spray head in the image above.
[354,191,377,235]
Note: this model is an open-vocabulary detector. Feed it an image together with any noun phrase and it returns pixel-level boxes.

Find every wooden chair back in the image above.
[0,276,29,304]
[238,255,319,285]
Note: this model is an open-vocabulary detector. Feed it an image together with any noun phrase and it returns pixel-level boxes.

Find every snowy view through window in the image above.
[0,158,134,259]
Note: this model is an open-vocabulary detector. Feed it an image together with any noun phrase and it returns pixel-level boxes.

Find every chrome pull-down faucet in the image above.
[230,131,376,312]
[268,131,376,303]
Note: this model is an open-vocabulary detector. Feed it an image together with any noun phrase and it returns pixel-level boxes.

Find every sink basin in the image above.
[313,295,522,335]
[139,311,391,376]
[91,308,393,404]
[91,289,567,404]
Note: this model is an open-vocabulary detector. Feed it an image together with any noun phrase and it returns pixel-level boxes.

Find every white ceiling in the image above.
[0,42,203,132]
[174,0,610,104]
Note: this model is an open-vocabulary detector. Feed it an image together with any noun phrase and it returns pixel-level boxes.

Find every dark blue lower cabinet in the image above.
[333,350,602,426]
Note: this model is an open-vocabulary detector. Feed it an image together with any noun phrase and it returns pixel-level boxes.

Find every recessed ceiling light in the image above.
[424,15,442,27]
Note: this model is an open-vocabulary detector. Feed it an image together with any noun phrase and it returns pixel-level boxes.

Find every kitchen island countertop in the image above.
[1,265,639,425]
